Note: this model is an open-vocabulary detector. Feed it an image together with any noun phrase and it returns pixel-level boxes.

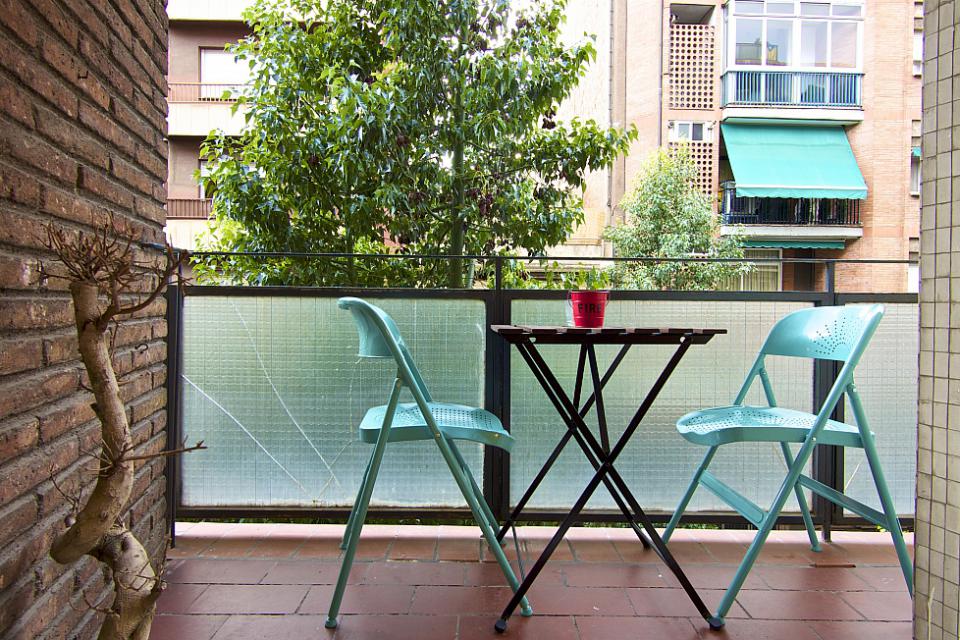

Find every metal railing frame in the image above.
[166,253,916,537]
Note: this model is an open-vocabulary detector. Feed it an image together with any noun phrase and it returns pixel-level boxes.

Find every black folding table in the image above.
[490,324,728,632]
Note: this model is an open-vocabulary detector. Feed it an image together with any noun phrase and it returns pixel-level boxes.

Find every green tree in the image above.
[198,0,636,287]
[605,147,747,290]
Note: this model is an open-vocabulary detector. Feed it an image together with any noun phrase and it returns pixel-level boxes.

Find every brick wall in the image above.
[915,0,960,637]
[0,1,169,638]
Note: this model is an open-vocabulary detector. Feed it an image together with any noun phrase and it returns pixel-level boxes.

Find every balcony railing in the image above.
[721,70,862,108]
[167,198,213,219]
[721,183,861,225]
[168,82,245,103]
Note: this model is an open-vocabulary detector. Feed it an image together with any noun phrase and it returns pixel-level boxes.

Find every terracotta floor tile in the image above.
[187,585,310,614]
[701,540,751,564]
[459,614,579,640]
[696,618,822,640]
[462,561,563,587]
[525,584,635,616]
[299,584,416,615]
[388,537,438,561]
[484,538,575,563]
[807,620,913,639]
[166,559,277,584]
[261,561,362,585]
[756,566,872,591]
[574,615,702,640]
[563,562,679,588]
[839,590,914,621]
[678,564,767,590]
[570,540,623,562]
[167,538,215,557]
[437,537,482,562]
[735,589,863,620]
[626,587,748,619]
[361,561,465,586]
[248,538,305,558]
[155,584,209,614]
[209,615,332,640]
[334,615,458,640]
[148,614,227,640]
[295,538,346,559]
[200,538,264,558]
[852,567,912,592]
[353,535,394,561]
[409,585,513,615]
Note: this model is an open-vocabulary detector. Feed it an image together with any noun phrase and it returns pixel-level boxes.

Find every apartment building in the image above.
[165,0,921,292]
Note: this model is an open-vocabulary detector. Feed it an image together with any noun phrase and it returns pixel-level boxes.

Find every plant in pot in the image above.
[567,268,612,328]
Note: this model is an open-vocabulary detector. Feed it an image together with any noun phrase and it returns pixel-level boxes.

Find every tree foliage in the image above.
[604,147,747,290]
[197,0,636,286]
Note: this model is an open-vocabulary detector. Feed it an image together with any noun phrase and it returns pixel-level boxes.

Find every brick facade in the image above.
[0,1,169,638]
[915,1,960,637]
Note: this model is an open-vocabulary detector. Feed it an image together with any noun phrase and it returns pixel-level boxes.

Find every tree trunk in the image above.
[49,281,160,640]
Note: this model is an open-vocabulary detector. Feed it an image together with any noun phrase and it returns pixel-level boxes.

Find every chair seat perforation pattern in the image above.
[359,402,514,451]
[677,405,866,448]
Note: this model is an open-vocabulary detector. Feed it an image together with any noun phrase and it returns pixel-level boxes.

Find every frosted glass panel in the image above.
[844,303,918,515]
[180,295,486,507]
[508,299,813,512]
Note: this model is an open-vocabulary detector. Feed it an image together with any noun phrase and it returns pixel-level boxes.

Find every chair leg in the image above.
[663,446,718,544]
[326,379,401,630]
[448,440,500,535]
[849,393,913,593]
[713,439,818,626]
[780,443,821,552]
[341,453,375,550]
[436,435,533,616]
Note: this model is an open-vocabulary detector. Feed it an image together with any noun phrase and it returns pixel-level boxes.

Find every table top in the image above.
[490,325,726,345]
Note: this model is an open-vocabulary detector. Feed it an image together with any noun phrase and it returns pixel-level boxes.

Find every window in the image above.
[670,121,711,142]
[717,249,782,291]
[736,19,763,64]
[911,155,921,195]
[728,0,862,70]
[198,160,212,199]
[800,21,828,67]
[913,30,923,76]
[766,20,792,65]
[908,237,919,293]
[199,48,250,99]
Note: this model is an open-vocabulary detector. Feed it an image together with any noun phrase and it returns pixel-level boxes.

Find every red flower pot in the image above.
[570,290,609,328]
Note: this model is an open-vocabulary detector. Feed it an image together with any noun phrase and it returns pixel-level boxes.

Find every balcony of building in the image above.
[166,0,254,21]
[168,83,247,137]
[719,181,864,244]
[721,70,863,111]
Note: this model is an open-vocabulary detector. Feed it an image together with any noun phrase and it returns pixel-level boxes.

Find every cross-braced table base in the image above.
[490,326,726,633]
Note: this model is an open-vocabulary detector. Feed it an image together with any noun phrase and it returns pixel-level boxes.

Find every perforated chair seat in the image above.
[359,402,514,452]
[677,405,867,448]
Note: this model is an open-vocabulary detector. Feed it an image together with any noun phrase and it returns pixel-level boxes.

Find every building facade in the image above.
[165,0,921,292]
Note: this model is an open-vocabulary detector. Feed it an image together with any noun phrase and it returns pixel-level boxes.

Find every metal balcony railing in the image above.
[721,183,861,225]
[721,70,862,108]
[168,82,246,103]
[167,198,213,219]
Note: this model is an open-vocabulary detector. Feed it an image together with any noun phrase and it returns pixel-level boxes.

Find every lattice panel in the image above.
[669,23,716,110]
[670,140,715,196]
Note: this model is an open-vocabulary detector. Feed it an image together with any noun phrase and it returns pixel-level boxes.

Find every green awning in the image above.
[744,240,845,249]
[722,123,867,199]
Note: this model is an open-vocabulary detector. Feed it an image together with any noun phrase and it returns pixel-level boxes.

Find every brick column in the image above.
[916,0,960,638]
[0,1,169,637]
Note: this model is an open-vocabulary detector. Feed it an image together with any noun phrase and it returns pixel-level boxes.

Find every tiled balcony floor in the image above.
[151,522,913,640]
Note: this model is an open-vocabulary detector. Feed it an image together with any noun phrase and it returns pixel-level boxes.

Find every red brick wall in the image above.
[0,1,169,638]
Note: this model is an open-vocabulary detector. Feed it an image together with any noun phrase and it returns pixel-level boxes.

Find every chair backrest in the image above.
[735,304,884,409]
[760,304,884,364]
[338,297,433,402]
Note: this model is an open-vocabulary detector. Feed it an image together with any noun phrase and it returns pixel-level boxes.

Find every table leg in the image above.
[496,338,716,631]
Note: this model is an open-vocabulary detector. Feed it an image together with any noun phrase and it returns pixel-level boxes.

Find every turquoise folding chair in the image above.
[662,304,912,628]
[325,297,532,629]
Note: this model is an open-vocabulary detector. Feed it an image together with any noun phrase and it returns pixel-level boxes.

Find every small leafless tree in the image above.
[43,217,202,640]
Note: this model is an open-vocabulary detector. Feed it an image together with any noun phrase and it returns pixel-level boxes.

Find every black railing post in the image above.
[164,280,185,547]
[484,256,511,520]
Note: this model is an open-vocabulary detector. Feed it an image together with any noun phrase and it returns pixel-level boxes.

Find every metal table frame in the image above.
[490,325,727,632]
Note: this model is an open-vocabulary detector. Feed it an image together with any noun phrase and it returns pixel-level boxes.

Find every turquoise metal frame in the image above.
[662,304,913,628]
[325,297,531,630]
